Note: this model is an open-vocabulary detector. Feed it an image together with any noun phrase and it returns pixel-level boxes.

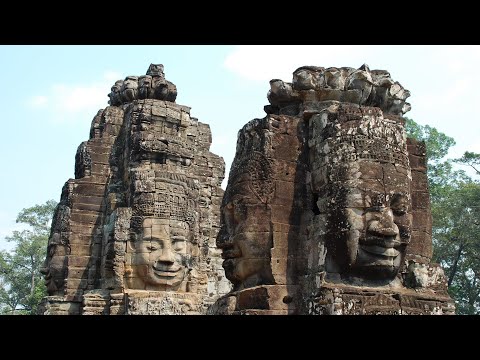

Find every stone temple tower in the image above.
[210,65,455,315]
[39,63,454,315]
[39,64,231,315]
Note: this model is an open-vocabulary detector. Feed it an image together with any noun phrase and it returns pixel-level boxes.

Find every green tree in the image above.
[405,118,480,314]
[455,151,480,176]
[0,200,57,314]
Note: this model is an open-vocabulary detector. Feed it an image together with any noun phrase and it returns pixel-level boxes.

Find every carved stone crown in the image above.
[267,64,411,116]
[108,64,177,106]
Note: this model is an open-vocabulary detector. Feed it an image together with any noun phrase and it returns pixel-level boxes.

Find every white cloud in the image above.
[29,95,48,107]
[224,45,372,82]
[27,71,123,124]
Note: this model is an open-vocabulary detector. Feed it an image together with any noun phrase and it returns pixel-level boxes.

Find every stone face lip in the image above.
[267,64,411,116]
[108,63,177,106]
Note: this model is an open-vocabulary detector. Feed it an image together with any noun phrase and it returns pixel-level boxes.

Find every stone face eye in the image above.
[172,238,186,252]
[48,245,56,257]
[393,208,406,216]
[390,194,408,216]
[364,205,383,214]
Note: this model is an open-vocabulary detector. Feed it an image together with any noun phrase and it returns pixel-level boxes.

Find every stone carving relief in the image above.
[266,64,411,117]
[125,173,201,292]
[218,150,275,291]
[211,114,307,314]
[108,64,177,106]
[40,180,73,296]
[75,141,92,179]
[308,103,412,283]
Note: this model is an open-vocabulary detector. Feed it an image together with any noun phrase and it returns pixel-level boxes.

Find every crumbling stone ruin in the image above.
[38,64,230,315]
[40,63,455,315]
[209,65,455,315]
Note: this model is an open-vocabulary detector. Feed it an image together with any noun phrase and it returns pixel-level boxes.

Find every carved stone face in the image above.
[121,76,138,102]
[326,162,412,280]
[146,64,164,77]
[130,218,191,291]
[217,176,273,291]
[108,80,124,106]
[40,234,68,295]
[40,202,70,296]
[138,75,153,100]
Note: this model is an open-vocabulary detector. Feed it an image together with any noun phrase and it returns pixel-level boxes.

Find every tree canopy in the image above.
[406,118,480,314]
[0,200,57,314]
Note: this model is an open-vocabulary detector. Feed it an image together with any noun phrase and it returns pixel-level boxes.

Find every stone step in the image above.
[73,183,106,197]
[74,202,104,213]
[71,194,104,206]
[75,175,109,185]
[68,243,92,256]
[88,137,116,146]
[86,143,112,155]
[69,232,98,246]
[67,266,91,280]
[70,210,102,225]
[102,124,122,137]
[91,163,110,176]
[69,223,96,237]
[66,279,89,290]
[89,152,111,164]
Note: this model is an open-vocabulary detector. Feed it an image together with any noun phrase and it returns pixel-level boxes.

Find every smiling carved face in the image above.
[130,218,191,291]
[325,163,412,280]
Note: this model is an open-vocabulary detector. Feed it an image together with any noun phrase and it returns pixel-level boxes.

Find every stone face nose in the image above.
[157,246,176,264]
[216,225,232,249]
[368,208,399,237]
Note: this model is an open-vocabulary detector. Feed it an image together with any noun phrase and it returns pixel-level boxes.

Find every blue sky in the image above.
[1,45,479,250]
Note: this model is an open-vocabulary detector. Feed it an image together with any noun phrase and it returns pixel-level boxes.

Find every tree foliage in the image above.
[0,200,57,314]
[455,151,480,176]
[405,118,480,314]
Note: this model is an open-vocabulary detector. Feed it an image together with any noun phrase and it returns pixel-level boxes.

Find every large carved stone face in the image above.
[40,234,68,295]
[130,218,192,291]
[325,162,412,280]
[40,202,70,296]
[217,174,273,291]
